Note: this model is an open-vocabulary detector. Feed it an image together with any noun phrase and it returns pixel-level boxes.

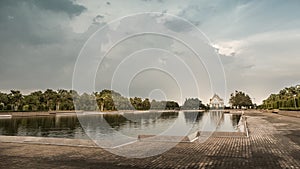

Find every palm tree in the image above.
[9,90,23,111]
[44,89,58,111]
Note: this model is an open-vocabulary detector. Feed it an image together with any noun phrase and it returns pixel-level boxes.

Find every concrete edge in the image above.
[0,136,97,148]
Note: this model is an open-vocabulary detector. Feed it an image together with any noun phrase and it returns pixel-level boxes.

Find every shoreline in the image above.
[0,109,270,118]
[0,109,208,117]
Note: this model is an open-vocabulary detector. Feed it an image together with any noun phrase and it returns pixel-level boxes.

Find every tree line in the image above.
[0,89,76,111]
[261,85,300,110]
[0,89,206,112]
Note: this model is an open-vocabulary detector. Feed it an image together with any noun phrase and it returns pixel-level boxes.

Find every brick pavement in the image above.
[0,111,299,169]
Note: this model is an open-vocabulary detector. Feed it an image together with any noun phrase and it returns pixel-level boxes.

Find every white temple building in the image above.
[209,94,224,109]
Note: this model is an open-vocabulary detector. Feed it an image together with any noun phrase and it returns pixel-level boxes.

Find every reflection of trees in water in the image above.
[123,113,159,123]
[231,115,241,126]
[209,111,224,126]
[159,112,178,119]
[103,112,178,127]
[102,114,127,128]
[0,116,79,136]
[0,119,16,135]
[55,116,79,129]
[183,111,204,123]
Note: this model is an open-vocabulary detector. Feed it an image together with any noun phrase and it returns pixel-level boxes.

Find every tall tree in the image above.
[182,98,204,110]
[130,97,143,110]
[24,92,41,111]
[142,98,151,110]
[229,91,253,109]
[43,89,58,111]
[0,92,9,110]
[9,90,23,111]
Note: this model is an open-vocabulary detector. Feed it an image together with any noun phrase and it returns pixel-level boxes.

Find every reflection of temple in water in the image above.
[209,94,224,109]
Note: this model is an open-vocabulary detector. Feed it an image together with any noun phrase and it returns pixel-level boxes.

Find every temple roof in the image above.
[210,94,224,102]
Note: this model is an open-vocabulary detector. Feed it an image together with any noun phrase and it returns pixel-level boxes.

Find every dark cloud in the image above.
[33,0,86,17]
[0,20,66,46]
[0,0,88,92]
[164,19,192,32]
[0,0,86,45]
[0,0,86,18]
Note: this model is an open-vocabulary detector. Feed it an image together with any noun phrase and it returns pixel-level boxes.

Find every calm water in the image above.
[0,111,241,139]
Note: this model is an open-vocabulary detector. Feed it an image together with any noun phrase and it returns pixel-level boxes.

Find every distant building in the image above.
[209,94,224,109]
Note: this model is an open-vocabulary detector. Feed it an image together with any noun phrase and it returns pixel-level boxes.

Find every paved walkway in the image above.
[0,111,299,169]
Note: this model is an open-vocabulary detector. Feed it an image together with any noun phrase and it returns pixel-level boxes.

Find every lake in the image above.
[0,111,241,139]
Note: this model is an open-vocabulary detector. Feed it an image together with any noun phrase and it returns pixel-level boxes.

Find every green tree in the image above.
[130,97,143,110]
[229,91,253,109]
[43,89,59,111]
[149,99,179,110]
[24,92,40,111]
[94,89,119,111]
[77,93,97,111]
[150,99,163,110]
[261,84,300,110]
[0,92,9,110]
[182,98,204,110]
[166,101,180,110]
[57,89,74,110]
[142,98,151,110]
[9,90,23,111]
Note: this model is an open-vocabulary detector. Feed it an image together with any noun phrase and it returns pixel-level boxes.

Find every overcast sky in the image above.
[1,0,300,105]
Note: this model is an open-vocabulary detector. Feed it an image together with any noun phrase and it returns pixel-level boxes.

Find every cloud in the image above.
[33,0,86,17]
[0,0,86,18]
[216,30,300,103]
[1,0,300,105]
[164,19,193,32]
[71,0,189,33]
[0,0,88,92]
[211,41,243,57]
[0,0,87,45]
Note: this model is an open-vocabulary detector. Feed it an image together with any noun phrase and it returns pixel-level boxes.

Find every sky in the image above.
[0,0,300,105]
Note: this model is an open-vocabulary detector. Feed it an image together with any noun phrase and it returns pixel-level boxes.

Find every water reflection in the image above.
[0,115,86,139]
[0,111,241,139]
[183,111,204,123]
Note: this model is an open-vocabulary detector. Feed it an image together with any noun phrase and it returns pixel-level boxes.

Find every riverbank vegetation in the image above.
[0,89,205,112]
[181,98,207,110]
[229,91,253,109]
[261,85,300,110]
